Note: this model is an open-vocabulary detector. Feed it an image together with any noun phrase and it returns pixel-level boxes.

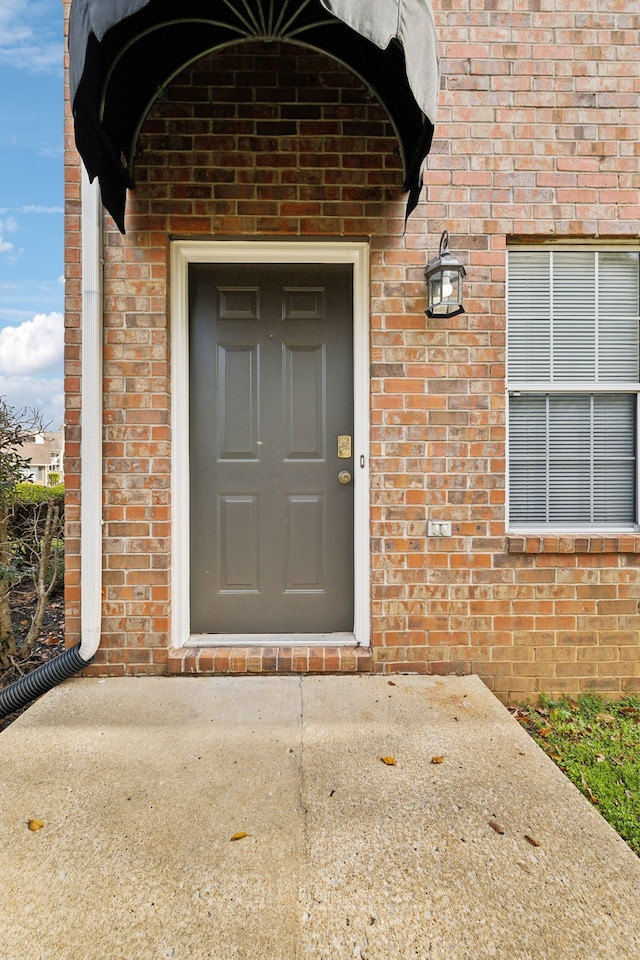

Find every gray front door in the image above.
[189,262,354,635]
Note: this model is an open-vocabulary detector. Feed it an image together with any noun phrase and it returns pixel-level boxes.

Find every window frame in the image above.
[506,243,640,535]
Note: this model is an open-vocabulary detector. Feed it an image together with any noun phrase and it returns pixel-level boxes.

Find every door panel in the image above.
[285,494,325,591]
[284,344,324,457]
[189,262,354,634]
[218,495,259,592]
[218,345,259,459]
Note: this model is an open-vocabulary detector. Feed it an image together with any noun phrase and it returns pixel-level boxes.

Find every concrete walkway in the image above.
[1,674,639,959]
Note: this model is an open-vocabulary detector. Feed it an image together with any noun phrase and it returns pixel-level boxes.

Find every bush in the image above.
[11,484,64,540]
[13,481,65,503]
[8,483,65,653]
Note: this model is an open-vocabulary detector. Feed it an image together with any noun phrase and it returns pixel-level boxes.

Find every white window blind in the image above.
[507,250,640,529]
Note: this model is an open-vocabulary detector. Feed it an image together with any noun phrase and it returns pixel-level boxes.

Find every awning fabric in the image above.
[68,0,439,232]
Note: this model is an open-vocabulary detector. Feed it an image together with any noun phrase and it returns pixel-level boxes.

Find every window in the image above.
[507,248,640,530]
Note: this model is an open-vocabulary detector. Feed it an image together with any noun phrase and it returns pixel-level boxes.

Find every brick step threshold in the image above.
[167,646,372,675]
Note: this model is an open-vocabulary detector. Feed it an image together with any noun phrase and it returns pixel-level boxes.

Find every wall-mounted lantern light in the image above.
[424,229,466,318]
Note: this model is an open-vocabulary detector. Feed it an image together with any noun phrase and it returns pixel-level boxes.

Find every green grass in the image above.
[514,693,640,857]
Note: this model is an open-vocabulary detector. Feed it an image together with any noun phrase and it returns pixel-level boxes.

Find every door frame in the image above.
[170,240,370,648]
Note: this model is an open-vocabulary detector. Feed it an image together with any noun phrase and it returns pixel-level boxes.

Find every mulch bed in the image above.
[0,584,66,733]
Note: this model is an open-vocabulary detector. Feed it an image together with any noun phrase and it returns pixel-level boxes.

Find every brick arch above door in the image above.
[67,0,439,231]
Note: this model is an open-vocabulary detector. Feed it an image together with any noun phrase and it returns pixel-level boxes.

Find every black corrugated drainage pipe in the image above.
[0,644,92,720]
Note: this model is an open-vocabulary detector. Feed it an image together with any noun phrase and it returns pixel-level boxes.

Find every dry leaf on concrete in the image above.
[489,819,506,835]
[380,756,396,765]
[431,756,444,764]
[524,834,541,847]
[27,819,44,832]
[230,831,248,841]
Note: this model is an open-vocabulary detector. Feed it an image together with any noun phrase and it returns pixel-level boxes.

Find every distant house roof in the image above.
[18,432,64,470]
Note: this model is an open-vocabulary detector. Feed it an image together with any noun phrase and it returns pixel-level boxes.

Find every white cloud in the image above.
[0,375,63,429]
[0,216,15,255]
[0,216,17,254]
[0,0,62,75]
[21,205,64,215]
[38,145,64,159]
[0,311,63,376]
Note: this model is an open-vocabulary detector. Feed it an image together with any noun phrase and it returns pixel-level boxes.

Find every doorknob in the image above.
[338,471,352,484]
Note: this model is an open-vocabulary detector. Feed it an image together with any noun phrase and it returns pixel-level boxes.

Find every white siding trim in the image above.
[171,240,370,649]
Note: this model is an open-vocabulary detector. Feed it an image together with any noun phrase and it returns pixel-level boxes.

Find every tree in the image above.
[0,400,43,668]
[11,483,65,657]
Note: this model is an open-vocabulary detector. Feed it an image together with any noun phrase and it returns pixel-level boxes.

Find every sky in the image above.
[0,0,64,430]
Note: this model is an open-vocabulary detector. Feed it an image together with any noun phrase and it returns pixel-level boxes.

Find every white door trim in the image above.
[170,240,370,648]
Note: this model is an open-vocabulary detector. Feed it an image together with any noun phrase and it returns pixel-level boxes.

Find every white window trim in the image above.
[506,243,640,535]
[170,239,370,648]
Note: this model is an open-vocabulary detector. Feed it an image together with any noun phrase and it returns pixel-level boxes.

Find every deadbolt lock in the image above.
[337,435,352,459]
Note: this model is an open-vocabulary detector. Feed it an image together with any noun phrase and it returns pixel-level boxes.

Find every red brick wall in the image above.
[64,1,640,702]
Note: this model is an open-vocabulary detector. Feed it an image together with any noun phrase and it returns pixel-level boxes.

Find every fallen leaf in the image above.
[387,681,396,686]
[380,756,396,765]
[524,834,541,847]
[27,819,44,832]
[431,756,444,764]
[538,726,551,738]
[595,754,606,763]
[595,712,616,724]
[619,706,639,717]
[489,819,505,835]
[580,773,599,804]
[230,831,248,841]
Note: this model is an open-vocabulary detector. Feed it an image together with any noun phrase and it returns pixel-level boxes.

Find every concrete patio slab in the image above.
[0,674,639,960]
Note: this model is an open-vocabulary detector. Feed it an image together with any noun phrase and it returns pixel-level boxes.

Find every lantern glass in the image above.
[428,274,444,313]
[425,230,466,319]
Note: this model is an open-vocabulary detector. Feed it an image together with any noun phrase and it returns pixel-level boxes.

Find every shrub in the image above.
[8,483,65,654]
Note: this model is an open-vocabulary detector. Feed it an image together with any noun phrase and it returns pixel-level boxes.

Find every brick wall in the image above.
[414,0,640,701]
[64,0,640,701]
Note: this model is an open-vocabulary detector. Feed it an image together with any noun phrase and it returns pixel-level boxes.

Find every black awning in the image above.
[69,0,439,232]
